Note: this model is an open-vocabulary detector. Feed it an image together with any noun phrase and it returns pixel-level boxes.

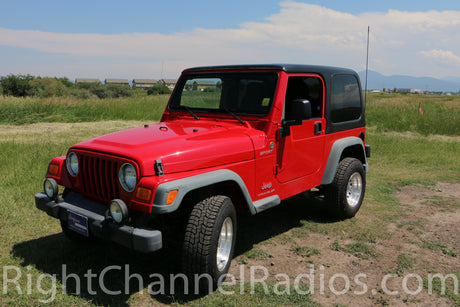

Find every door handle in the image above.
[314,122,322,135]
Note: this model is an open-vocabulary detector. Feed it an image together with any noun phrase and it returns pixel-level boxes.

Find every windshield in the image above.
[169,72,278,116]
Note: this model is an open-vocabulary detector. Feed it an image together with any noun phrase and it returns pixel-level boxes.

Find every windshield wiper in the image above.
[181,106,199,120]
[223,109,246,125]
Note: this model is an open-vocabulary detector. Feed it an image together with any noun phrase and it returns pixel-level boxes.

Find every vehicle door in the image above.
[276,75,326,183]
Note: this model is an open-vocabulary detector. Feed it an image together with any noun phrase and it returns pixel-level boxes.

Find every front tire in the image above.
[182,195,237,292]
[326,157,366,219]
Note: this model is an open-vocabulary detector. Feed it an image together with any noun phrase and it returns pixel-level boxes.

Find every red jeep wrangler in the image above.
[36,64,370,288]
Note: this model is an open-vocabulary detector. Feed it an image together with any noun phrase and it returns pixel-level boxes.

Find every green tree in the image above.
[75,82,134,98]
[69,88,92,99]
[147,84,171,95]
[0,74,35,96]
[29,77,69,97]
[76,81,101,91]
[57,77,74,88]
[104,84,134,98]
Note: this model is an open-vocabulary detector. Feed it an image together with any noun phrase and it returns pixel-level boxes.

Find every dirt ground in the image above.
[227,182,460,306]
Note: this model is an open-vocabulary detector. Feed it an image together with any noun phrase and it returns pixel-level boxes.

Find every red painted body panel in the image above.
[71,120,257,176]
[47,156,66,184]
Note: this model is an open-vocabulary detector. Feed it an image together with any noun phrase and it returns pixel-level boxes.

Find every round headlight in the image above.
[119,163,137,192]
[66,152,79,177]
[44,178,59,199]
[109,199,128,224]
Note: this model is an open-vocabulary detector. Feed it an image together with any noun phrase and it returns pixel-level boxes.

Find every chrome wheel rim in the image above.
[346,172,362,208]
[216,217,233,271]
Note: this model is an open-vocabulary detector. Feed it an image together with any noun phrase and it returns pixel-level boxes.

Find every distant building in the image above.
[395,88,411,94]
[159,79,177,90]
[75,78,100,84]
[192,81,219,91]
[132,79,158,90]
[105,79,130,86]
[395,88,423,94]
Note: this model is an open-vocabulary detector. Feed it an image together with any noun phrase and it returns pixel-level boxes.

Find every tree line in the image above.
[0,74,170,99]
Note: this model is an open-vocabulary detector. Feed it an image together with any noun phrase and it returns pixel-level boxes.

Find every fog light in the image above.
[109,199,128,224]
[43,178,59,200]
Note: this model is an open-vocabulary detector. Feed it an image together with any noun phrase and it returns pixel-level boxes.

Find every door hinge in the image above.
[273,164,279,175]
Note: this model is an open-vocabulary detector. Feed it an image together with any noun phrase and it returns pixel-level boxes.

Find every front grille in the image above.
[80,154,121,202]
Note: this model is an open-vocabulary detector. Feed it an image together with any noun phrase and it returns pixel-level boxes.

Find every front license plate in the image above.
[67,211,89,237]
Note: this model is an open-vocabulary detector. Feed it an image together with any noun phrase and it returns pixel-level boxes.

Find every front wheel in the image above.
[182,195,237,292]
[325,157,366,219]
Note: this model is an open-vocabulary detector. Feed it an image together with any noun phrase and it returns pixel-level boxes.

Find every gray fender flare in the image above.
[321,137,368,186]
[151,169,280,215]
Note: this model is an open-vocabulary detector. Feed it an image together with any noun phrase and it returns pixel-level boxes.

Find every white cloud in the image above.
[0,2,459,78]
[419,49,460,67]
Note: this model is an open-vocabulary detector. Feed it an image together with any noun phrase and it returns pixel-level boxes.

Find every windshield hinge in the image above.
[154,159,165,176]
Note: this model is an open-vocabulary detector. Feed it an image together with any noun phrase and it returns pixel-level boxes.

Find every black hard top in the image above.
[182,64,365,134]
[182,64,357,76]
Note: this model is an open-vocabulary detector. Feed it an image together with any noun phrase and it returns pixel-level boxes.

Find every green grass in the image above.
[366,130,460,183]
[0,94,168,125]
[395,253,416,277]
[181,91,221,109]
[291,245,321,258]
[421,241,458,257]
[366,94,460,136]
[424,272,460,307]
[422,195,460,211]
[344,242,378,259]
[0,93,459,305]
[188,282,320,307]
[330,240,343,251]
[244,247,274,260]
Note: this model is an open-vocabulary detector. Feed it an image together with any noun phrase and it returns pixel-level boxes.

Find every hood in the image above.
[71,119,261,176]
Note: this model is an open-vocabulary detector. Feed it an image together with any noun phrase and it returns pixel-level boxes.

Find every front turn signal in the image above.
[48,164,59,176]
[135,187,152,202]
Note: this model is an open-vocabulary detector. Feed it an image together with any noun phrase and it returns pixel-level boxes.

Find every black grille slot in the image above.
[80,154,120,201]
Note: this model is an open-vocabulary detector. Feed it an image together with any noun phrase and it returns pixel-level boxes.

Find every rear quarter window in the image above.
[330,74,362,123]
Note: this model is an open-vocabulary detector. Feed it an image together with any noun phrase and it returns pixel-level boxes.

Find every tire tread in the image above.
[182,195,233,284]
[326,157,365,219]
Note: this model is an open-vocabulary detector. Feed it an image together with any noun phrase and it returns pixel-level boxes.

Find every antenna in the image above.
[364,26,370,104]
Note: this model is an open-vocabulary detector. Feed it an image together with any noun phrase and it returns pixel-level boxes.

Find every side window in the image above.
[285,76,323,120]
[330,74,361,123]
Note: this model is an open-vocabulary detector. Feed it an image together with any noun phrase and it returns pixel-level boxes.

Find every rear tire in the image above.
[182,195,237,292]
[326,157,366,219]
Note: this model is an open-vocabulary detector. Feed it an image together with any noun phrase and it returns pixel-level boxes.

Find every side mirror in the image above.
[279,99,312,138]
[287,99,312,121]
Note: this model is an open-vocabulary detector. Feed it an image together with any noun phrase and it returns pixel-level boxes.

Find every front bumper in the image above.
[35,192,162,253]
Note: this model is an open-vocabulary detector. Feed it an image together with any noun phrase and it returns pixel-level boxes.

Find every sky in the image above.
[0,0,459,80]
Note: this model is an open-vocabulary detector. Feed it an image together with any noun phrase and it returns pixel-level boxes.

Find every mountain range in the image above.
[358,71,460,93]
